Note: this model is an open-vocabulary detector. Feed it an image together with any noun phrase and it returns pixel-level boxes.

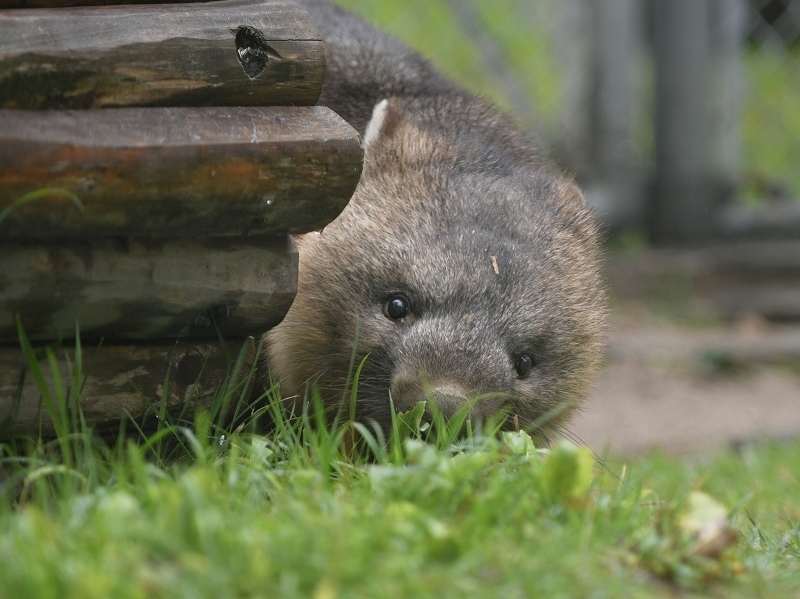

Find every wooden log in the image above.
[0,236,297,342]
[0,338,263,438]
[2,0,210,6]
[0,0,325,109]
[0,106,363,238]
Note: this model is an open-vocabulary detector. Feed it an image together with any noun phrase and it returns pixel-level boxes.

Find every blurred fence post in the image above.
[588,0,644,231]
[553,0,594,178]
[651,0,712,245]
[709,0,746,200]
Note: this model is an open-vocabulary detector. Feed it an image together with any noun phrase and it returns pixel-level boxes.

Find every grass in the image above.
[1,330,799,598]
[0,188,83,229]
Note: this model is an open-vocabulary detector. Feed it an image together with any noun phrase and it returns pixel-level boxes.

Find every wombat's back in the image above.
[293,0,465,133]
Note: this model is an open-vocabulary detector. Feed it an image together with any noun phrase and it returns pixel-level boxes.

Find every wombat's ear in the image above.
[363,98,402,149]
[558,178,587,208]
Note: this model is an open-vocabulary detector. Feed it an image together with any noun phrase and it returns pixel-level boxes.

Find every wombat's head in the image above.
[266,97,606,438]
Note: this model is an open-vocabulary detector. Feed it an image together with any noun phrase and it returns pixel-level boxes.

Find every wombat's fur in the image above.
[264,0,606,436]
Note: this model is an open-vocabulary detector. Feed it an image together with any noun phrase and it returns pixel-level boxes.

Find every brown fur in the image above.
[263,2,606,436]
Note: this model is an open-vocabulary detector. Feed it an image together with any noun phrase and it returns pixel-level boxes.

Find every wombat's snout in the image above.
[387,318,516,422]
[390,376,508,422]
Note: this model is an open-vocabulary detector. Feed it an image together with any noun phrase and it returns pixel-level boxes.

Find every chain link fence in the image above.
[743,0,800,202]
[336,0,800,242]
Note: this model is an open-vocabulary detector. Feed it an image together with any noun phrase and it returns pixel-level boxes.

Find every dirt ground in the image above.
[570,305,800,455]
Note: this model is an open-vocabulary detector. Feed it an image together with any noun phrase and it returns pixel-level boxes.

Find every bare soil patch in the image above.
[570,306,800,455]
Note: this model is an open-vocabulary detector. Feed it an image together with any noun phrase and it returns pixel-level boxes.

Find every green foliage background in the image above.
[336,0,800,200]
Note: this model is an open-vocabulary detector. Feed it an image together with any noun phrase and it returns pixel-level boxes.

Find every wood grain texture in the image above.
[0,0,325,108]
[0,235,297,342]
[0,338,262,438]
[1,0,213,6]
[0,106,363,238]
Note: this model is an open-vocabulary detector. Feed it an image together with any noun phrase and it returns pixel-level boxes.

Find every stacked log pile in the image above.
[0,0,363,437]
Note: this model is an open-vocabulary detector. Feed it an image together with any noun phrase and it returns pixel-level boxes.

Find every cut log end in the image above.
[0,235,299,343]
[0,106,363,238]
[0,338,266,438]
[0,0,325,109]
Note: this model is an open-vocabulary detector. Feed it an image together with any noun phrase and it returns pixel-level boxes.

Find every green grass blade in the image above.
[0,188,83,229]
[349,353,370,423]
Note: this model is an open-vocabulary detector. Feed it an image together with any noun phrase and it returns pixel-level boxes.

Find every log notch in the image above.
[0,338,263,438]
[0,0,325,109]
[0,236,297,342]
[0,106,363,238]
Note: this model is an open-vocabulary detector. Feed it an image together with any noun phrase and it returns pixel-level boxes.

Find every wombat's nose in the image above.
[429,382,470,418]
[391,377,469,420]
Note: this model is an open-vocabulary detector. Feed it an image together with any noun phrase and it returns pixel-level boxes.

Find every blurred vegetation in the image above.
[337,0,800,202]
[334,0,561,128]
[741,45,800,203]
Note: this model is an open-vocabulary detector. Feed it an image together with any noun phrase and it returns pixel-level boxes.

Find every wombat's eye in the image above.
[515,354,534,379]
[385,294,411,320]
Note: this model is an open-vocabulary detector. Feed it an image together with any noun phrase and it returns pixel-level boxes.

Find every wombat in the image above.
[264,0,606,437]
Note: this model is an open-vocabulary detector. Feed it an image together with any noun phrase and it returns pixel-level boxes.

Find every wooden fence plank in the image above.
[0,338,263,438]
[717,202,800,241]
[605,240,800,321]
[0,0,325,109]
[0,106,363,238]
[0,236,297,342]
